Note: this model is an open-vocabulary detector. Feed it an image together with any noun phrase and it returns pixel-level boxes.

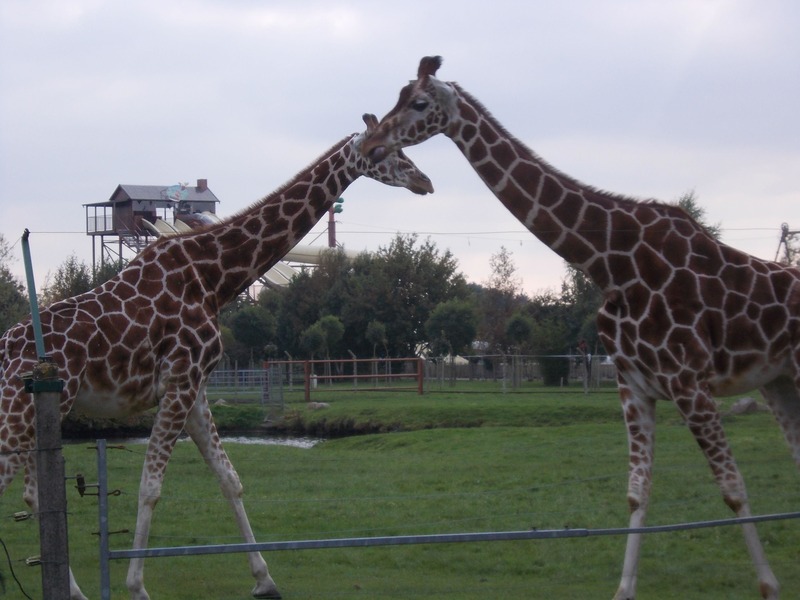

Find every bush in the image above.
[539,356,570,386]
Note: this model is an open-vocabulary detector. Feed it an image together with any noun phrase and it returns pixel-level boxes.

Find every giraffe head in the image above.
[356,113,434,194]
[362,56,455,162]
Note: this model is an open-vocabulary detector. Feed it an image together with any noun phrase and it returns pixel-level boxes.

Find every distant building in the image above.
[84,179,219,272]
[84,178,357,294]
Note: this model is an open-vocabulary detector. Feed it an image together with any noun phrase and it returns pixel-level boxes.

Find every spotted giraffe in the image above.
[363,56,800,599]
[0,114,432,600]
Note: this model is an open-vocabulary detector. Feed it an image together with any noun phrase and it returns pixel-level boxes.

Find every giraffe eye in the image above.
[410,99,429,112]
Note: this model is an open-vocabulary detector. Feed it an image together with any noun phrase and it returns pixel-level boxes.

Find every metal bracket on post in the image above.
[21,229,47,361]
[73,472,122,499]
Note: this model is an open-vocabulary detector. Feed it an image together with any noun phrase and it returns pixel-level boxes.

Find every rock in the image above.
[725,396,764,415]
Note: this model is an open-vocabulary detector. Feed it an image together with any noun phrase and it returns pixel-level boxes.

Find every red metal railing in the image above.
[265,357,424,402]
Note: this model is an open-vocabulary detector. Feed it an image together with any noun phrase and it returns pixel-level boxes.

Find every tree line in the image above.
[0,232,599,366]
[225,234,603,366]
[0,192,748,372]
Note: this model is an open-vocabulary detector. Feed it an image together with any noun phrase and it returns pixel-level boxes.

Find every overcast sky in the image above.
[1,0,798,298]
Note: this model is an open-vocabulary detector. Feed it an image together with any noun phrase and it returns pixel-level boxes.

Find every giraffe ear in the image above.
[418,55,442,79]
[362,113,379,133]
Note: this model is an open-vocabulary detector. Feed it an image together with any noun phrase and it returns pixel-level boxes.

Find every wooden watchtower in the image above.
[84,179,219,273]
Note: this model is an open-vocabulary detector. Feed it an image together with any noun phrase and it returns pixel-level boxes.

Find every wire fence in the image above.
[205,354,620,409]
[74,424,798,600]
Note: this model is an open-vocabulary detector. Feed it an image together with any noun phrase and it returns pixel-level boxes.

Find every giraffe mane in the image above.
[452,84,713,236]
[238,134,357,217]
[170,134,359,237]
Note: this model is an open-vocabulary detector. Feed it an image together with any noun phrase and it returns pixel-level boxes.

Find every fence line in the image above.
[105,511,800,560]
[204,354,619,407]
[265,357,424,403]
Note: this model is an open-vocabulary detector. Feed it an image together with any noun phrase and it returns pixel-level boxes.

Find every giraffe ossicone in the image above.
[364,56,799,600]
[0,114,432,600]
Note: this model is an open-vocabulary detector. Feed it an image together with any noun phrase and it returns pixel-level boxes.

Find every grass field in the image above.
[1,388,798,599]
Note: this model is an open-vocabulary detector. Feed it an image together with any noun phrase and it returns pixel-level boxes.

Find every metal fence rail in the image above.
[105,511,800,559]
[265,358,424,402]
[92,439,800,598]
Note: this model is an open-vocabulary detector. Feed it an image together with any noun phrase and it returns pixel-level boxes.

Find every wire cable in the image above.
[0,537,33,600]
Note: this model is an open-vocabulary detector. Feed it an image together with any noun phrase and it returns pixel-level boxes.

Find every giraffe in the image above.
[0,114,433,600]
[362,56,800,599]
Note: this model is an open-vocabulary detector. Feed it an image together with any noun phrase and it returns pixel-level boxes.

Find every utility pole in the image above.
[327,197,344,248]
[775,223,800,264]
[327,207,336,248]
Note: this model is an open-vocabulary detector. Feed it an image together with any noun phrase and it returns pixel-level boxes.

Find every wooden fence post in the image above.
[304,360,311,403]
[27,359,70,599]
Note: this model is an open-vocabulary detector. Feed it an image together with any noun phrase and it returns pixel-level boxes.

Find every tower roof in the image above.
[84,179,220,208]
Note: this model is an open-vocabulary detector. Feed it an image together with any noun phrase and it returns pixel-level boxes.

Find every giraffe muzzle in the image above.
[410,173,434,195]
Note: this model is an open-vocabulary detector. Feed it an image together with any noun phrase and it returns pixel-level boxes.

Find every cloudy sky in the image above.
[1,0,798,297]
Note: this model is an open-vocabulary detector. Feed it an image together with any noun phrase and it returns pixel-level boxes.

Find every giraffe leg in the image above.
[184,392,281,599]
[125,406,188,600]
[760,376,800,468]
[614,386,656,600]
[675,390,779,600]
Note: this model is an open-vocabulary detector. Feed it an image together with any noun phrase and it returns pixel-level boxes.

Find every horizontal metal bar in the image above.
[108,511,800,561]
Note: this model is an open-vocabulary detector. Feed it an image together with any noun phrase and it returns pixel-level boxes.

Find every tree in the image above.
[0,234,29,334]
[40,254,93,306]
[505,311,534,353]
[674,189,722,240]
[274,235,468,358]
[219,325,237,369]
[485,245,521,295]
[363,234,468,357]
[317,315,344,358]
[225,305,276,365]
[300,322,326,360]
[244,236,467,360]
[316,314,344,383]
[93,259,124,286]
[268,249,352,357]
[505,311,535,387]
[424,299,478,357]
[478,246,526,353]
[530,312,571,386]
[559,264,602,350]
[519,286,576,385]
[365,320,388,358]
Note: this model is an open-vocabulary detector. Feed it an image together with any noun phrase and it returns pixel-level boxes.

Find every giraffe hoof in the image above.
[252,583,282,599]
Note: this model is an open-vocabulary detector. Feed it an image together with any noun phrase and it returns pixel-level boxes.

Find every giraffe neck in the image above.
[140,134,359,307]
[447,83,669,291]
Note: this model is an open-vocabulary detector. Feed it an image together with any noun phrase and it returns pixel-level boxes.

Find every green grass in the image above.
[1,391,798,599]
[269,385,628,436]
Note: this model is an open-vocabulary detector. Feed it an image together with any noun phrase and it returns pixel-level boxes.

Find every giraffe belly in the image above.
[708,359,789,397]
[72,387,158,419]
